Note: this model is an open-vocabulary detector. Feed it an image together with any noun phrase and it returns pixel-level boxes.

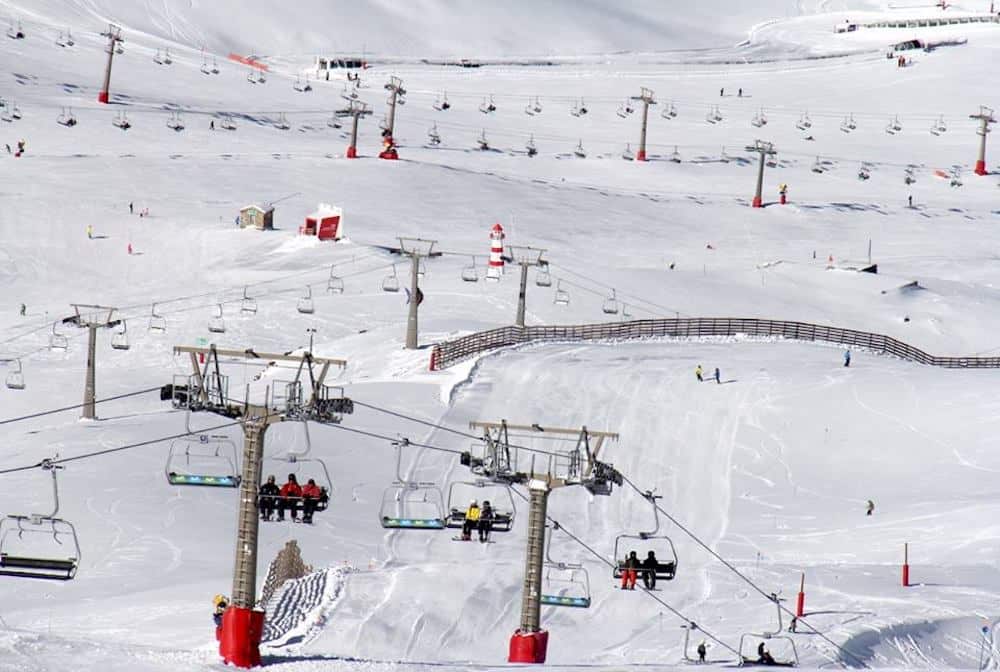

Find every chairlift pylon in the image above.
[5,358,25,390]
[297,286,315,314]
[0,460,81,580]
[379,439,446,529]
[149,303,167,332]
[381,264,401,293]
[208,303,226,333]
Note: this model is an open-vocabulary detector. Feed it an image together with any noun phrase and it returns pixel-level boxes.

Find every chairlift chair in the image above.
[0,461,81,580]
[811,156,824,174]
[477,130,490,151]
[55,31,66,47]
[341,83,357,100]
[115,41,124,54]
[602,289,620,315]
[574,140,586,158]
[148,303,167,332]
[6,20,23,39]
[858,163,871,181]
[49,321,69,351]
[221,115,237,131]
[427,123,441,146]
[378,115,389,132]
[479,95,497,114]
[578,98,588,115]
[720,146,731,163]
[327,111,341,129]
[166,112,184,132]
[257,68,267,84]
[541,525,591,608]
[532,96,543,114]
[303,76,313,92]
[440,92,450,110]
[570,100,581,117]
[622,143,634,161]
[461,257,479,283]
[379,442,445,529]
[904,167,916,185]
[661,102,678,119]
[57,107,77,127]
[208,304,226,333]
[293,75,305,92]
[5,359,25,390]
[553,280,570,306]
[935,115,947,134]
[201,58,212,75]
[327,265,345,294]
[525,98,536,116]
[261,421,332,510]
[0,105,12,123]
[162,49,172,65]
[892,115,903,131]
[111,319,130,351]
[840,115,854,133]
[248,69,258,84]
[297,286,315,314]
[275,113,290,130]
[10,103,20,120]
[112,111,131,130]
[738,596,799,667]
[536,266,552,287]
[165,434,240,487]
[616,102,628,119]
[153,49,164,65]
[382,265,401,293]
[526,135,537,157]
[211,57,220,74]
[444,478,516,532]
[612,491,678,583]
[670,145,682,163]
[240,287,258,315]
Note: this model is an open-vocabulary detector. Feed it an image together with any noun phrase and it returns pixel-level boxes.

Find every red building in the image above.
[300,203,343,241]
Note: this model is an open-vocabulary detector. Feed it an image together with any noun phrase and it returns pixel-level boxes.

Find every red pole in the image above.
[795,572,805,617]
[902,543,910,587]
[98,33,116,103]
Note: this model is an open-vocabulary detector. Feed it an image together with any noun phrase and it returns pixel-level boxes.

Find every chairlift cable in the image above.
[0,386,161,426]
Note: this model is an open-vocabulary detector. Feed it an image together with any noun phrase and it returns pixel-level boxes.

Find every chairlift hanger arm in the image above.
[469,421,618,440]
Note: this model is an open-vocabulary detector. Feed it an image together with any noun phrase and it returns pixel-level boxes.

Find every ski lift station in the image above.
[299,202,344,241]
[238,203,274,231]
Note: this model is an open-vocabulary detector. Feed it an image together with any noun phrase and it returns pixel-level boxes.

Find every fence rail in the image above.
[429,318,1000,371]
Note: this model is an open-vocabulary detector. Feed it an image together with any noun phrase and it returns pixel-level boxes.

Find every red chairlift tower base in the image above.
[218,606,265,668]
[509,629,549,663]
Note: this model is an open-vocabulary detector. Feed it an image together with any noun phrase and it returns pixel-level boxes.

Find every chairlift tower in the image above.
[97,24,124,104]
[169,344,350,668]
[970,105,995,176]
[343,99,371,159]
[381,76,406,159]
[464,420,621,664]
[506,246,547,328]
[630,87,657,162]
[745,140,777,208]
[64,304,120,419]
[395,238,439,349]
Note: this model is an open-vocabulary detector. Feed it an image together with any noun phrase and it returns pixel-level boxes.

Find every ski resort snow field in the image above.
[2,0,1000,670]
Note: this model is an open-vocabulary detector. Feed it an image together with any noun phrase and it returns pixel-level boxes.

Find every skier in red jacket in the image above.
[278,474,302,521]
[301,478,322,524]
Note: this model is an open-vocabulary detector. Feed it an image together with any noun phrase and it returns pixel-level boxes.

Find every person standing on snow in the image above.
[714,367,721,384]
[86,224,93,239]
[212,594,228,627]
[697,641,708,663]
[866,499,875,516]
[844,350,851,367]
[695,364,704,382]
[19,303,26,316]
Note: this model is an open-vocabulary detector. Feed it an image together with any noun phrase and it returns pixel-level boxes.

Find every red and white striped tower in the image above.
[970,105,995,176]
[487,223,505,281]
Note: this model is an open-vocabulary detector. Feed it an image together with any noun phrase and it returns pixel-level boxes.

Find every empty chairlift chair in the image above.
[427,123,441,146]
[751,108,767,128]
[526,135,537,157]
[166,112,184,132]
[661,102,678,119]
[536,265,552,287]
[208,304,226,334]
[221,115,237,131]
[111,319,130,351]
[112,111,131,130]
[381,265,401,293]
[479,95,497,114]
[574,140,586,158]
[930,115,947,136]
[670,146,682,163]
[49,321,69,351]
[5,359,25,390]
[477,130,490,151]
[165,433,241,487]
[297,286,315,314]
[540,525,592,608]
[602,289,620,315]
[379,441,446,529]
[553,280,570,306]
[622,143,634,161]
[57,107,77,127]
[148,303,167,333]
[840,115,856,133]
[461,257,479,283]
[795,112,812,131]
[0,460,81,580]
[240,287,258,315]
[327,265,344,294]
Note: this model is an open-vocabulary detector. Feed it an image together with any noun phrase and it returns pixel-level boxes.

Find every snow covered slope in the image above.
[1,0,1000,670]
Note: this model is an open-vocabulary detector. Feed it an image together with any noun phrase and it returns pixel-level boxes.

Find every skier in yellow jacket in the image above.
[461,500,481,540]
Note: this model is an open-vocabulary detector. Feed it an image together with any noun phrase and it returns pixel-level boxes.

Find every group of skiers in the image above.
[618,550,662,590]
[259,473,328,524]
[694,364,722,384]
[460,499,495,543]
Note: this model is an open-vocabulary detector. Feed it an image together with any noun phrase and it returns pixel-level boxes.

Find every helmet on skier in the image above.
[470,499,478,507]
